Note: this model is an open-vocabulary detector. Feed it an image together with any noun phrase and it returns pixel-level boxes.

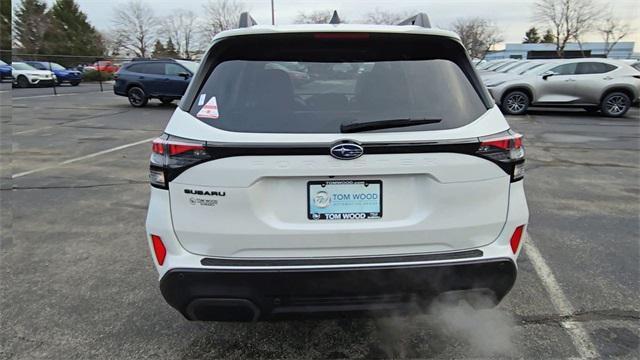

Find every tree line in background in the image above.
[533,0,632,57]
[9,0,635,64]
[0,0,10,62]
[13,0,105,58]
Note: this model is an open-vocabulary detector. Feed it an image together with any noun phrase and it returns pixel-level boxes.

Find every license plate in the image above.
[307,180,382,220]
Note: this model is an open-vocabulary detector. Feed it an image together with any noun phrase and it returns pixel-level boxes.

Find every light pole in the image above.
[271,0,275,25]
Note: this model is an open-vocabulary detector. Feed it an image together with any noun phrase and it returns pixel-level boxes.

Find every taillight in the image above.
[150,135,210,189]
[477,130,525,182]
[151,234,166,265]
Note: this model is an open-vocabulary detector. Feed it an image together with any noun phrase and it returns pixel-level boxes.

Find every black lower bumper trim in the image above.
[160,259,517,321]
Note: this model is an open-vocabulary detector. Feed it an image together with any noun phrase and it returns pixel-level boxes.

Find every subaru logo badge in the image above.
[330,142,364,160]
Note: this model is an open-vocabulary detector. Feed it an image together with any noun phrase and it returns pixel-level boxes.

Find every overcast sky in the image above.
[40,0,640,47]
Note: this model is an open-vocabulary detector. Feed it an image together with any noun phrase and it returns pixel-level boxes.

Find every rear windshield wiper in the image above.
[340,118,442,133]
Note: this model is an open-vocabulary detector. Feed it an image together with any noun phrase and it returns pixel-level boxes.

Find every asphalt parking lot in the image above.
[1,85,639,359]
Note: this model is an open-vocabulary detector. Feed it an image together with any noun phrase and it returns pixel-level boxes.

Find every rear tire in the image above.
[600,92,630,117]
[128,87,148,107]
[16,75,30,88]
[501,91,529,115]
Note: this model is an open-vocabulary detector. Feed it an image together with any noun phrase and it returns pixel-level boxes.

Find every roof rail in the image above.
[329,10,341,24]
[238,12,258,28]
[131,57,178,62]
[397,13,431,28]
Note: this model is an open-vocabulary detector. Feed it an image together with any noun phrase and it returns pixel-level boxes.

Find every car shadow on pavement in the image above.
[525,107,639,120]
[178,301,518,359]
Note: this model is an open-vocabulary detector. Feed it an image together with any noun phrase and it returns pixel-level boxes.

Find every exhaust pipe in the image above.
[186,298,260,322]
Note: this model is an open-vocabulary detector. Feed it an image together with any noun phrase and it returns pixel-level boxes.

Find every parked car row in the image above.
[4,59,124,88]
[6,61,85,87]
[11,62,58,88]
[477,58,640,117]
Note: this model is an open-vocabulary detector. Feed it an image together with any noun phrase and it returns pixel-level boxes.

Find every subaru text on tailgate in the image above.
[145,13,529,321]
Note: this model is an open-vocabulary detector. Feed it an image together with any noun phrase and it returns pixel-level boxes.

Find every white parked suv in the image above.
[11,61,56,88]
[146,14,529,321]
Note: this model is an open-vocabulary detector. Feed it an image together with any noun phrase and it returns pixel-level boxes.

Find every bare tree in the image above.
[362,8,411,25]
[202,0,246,40]
[294,10,335,24]
[161,10,200,59]
[451,17,503,60]
[111,0,158,57]
[534,0,601,58]
[598,15,631,57]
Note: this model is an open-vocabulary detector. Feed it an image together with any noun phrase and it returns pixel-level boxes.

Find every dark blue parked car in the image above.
[113,59,199,107]
[25,61,82,86]
[0,60,12,80]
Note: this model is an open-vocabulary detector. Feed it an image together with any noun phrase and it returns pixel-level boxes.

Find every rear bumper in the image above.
[160,258,516,321]
[33,79,55,86]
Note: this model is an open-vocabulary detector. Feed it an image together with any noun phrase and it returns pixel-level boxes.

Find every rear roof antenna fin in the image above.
[397,13,431,28]
[329,10,341,24]
[238,12,258,28]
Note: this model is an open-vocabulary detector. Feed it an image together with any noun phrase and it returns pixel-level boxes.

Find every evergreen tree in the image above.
[541,29,556,44]
[523,27,541,43]
[43,0,105,57]
[151,39,166,58]
[0,0,11,61]
[164,38,179,58]
[13,0,49,54]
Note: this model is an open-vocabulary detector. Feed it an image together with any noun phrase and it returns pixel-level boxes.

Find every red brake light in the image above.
[151,234,166,265]
[151,138,204,155]
[510,225,525,254]
[479,133,523,151]
[314,33,370,40]
[150,136,210,189]
[477,131,525,182]
[166,143,204,156]
[152,139,165,154]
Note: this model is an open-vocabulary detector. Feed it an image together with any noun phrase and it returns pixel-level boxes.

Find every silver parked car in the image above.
[487,58,640,117]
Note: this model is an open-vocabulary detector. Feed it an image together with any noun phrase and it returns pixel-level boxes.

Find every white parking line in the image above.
[13,91,102,100]
[11,137,155,179]
[13,126,55,135]
[524,235,598,359]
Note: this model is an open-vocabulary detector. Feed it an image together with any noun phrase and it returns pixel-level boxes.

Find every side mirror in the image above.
[542,71,556,80]
[178,72,190,80]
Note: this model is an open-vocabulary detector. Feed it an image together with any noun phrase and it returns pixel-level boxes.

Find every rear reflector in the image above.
[151,234,166,265]
[510,225,525,254]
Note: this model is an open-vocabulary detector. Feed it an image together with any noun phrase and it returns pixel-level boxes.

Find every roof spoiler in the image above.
[238,12,258,28]
[397,13,431,28]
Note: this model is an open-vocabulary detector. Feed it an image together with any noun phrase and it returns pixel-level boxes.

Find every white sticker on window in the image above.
[196,96,219,119]
[197,94,206,106]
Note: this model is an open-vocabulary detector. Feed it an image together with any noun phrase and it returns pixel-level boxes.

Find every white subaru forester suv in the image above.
[146,14,529,321]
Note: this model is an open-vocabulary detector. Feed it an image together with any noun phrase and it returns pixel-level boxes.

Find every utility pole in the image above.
[271,0,275,25]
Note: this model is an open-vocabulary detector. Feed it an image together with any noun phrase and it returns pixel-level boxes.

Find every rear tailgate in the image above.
[169,150,510,258]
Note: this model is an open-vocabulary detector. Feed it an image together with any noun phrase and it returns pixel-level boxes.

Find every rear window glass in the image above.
[575,62,617,74]
[187,34,489,134]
